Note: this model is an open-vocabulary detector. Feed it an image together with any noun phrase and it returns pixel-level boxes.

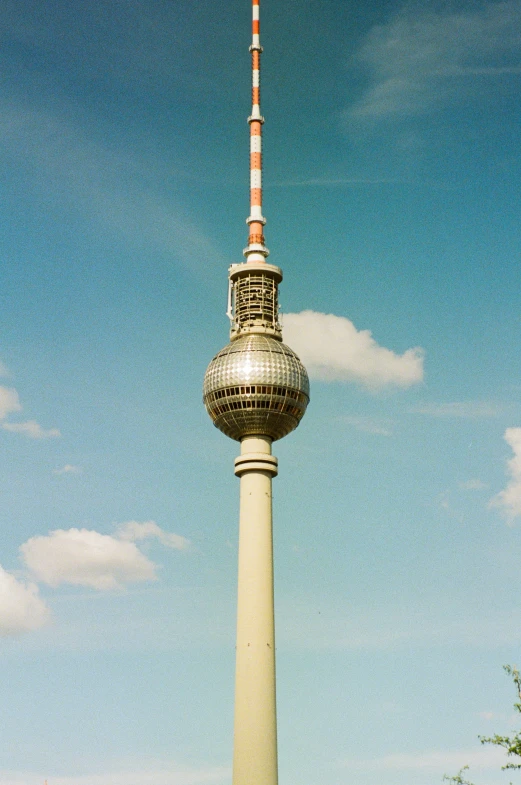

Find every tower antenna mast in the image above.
[245,0,268,263]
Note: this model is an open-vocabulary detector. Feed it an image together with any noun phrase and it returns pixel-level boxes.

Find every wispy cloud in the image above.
[117,520,189,550]
[283,311,424,389]
[459,479,488,491]
[271,176,408,187]
[278,596,521,651]
[347,1,521,120]
[0,763,230,785]
[0,100,222,274]
[410,401,502,418]
[2,420,61,439]
[490,427,521,522]
[0,565,50,637]
[0,387,22,419]
[53,464,82,475]
[338,745,506,773]
[341,415,394,436]
[0,370,60,438]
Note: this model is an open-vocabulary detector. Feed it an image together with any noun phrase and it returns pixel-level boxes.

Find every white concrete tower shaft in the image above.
[233,436,278,785]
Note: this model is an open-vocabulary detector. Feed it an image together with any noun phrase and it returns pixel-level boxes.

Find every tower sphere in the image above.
[203,333,309,442]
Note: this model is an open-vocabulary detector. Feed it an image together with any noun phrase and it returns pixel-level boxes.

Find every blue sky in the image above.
[1,1,521,783]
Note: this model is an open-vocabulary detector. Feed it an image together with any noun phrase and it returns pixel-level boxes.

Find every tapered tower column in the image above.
[233,436,278,785]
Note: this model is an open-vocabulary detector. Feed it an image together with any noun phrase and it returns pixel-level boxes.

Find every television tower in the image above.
[203,2,309,784]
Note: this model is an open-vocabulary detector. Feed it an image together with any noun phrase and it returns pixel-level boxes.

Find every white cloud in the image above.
[117,520,189,550]
[348,1,521,120]
[490,427,521,521]
[0,565,50,636]
[0,379,60,438]
[53,464,82,475]
[459,479,488,491]
[283,310,423,388]
[0,386,22,419]
[20,528,157,590]
[410,401,501,418]
[2,420,61,439]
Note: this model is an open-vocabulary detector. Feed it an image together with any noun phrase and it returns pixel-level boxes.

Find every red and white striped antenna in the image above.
[244,0,268,263]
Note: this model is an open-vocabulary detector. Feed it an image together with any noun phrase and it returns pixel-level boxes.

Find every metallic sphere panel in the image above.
[203,334,309,441]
